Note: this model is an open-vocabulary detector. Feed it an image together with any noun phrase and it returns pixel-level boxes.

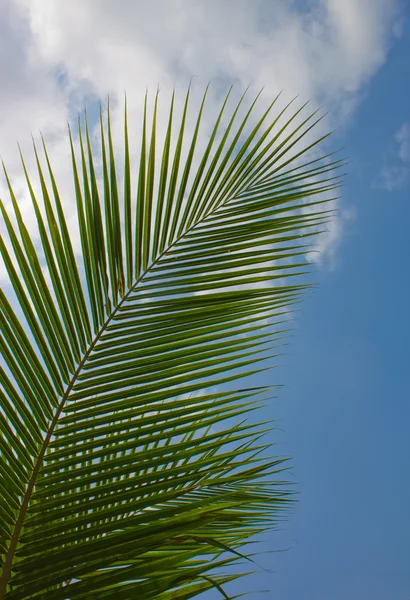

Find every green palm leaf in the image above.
[0,86,342,599]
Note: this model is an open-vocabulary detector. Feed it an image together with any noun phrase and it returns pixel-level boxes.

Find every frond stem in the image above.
[0,231,187,596]
[0,190,237,595]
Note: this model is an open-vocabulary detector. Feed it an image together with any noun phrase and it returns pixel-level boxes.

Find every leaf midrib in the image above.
[0,195,237,596]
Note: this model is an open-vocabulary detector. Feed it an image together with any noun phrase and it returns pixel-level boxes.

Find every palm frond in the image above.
[0,86,342,599]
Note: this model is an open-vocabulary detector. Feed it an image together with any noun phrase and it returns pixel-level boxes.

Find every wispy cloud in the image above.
[395,121,410,162]
[377,121,410,190]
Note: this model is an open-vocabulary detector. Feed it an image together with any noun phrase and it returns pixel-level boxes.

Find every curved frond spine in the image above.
[0,86,341,599]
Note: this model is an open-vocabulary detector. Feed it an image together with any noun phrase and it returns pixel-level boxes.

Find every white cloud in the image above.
[0,0,402,278]
[378,165,409,191]
[395,121,410,163]
[378,120,410,191]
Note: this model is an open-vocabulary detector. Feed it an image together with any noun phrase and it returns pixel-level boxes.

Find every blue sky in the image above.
[0,1,409,599]
[222,16,410,600]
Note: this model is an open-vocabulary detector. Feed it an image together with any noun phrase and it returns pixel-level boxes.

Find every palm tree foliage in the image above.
[0,86,342,599]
